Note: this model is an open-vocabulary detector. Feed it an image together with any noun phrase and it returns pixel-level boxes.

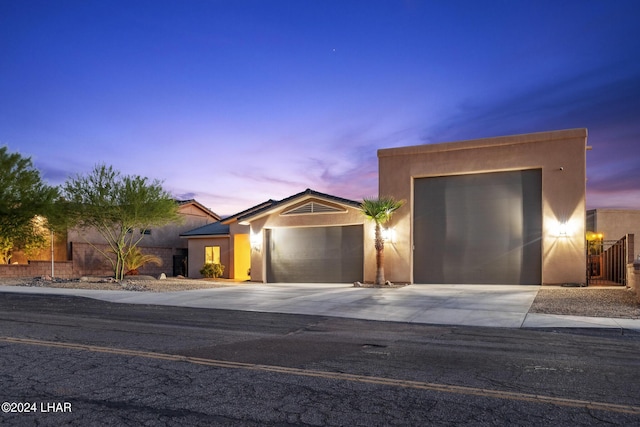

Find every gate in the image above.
[587,237,627,286]
[173,249,188,277]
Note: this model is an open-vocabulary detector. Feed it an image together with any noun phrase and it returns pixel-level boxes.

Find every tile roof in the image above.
[181,189,361,236]
[179,221,229,237]
[220,199,277,224]
[175,199,221,220]
[237,188,361,223]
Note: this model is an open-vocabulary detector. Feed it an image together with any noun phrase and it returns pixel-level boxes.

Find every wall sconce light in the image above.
[250,231,262,251]
[557,223,568,237]
[381,227,396,243]
[554,220,579,238]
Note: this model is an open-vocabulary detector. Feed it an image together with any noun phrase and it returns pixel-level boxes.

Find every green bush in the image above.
[200,263,224,278]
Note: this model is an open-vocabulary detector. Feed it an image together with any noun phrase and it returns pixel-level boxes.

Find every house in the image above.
[1,199,221,279]
[183,129,591,286]
[377,129,589,285]
[182,189,374,283]
[241,189,374,283]
[586,209,637,285]
[587,209,639,260]
[180,200,275,280]
[15,128,594,285]
[67,199,220,277]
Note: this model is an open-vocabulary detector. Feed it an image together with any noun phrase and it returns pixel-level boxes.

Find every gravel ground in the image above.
[530,287,640,319]
[2,277,639,319]
[0,276,237,292]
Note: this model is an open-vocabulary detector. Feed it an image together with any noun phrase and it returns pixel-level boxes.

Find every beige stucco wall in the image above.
[378,129,588,285]
[246,197,374,283]
[588,209,640,260]
[628,264,640,301]
[68,202,217,250]
[186,236,231,279]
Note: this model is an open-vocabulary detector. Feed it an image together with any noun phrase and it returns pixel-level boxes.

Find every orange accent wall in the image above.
[233,234,251,281]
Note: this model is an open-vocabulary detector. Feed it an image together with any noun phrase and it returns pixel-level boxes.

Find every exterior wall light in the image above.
[558,223,568,237]
[553,220,574,238]
[381,227,396,243]
[250,231,262,251]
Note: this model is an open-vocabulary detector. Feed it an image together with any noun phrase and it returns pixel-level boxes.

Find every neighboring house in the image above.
[8,228,67,265]
[67,199,220,277]
[587,209,639,260]
[182,189,374,283]
[378,129,589,285]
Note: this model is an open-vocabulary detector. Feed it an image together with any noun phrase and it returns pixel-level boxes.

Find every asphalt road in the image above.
[1,292,639,426]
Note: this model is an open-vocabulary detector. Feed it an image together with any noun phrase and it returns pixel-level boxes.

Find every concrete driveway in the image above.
[2,283,639,330]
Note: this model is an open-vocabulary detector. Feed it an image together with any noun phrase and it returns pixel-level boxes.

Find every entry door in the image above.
[413,170,542,284]
[266,225,363,283]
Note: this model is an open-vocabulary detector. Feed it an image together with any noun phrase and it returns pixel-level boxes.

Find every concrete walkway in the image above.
[1,283,639,330]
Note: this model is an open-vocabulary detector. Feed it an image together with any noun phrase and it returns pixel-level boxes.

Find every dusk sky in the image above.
[1,0,639,216]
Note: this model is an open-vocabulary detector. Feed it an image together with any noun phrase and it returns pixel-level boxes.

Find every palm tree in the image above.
[123,246,163,276]
[360,196,404,285]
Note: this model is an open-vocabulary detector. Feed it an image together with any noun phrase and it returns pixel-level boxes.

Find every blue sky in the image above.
[1,0,639,216]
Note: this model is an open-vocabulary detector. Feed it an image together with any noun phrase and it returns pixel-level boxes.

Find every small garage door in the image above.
[414,169,542,284]
[266,225,363,283]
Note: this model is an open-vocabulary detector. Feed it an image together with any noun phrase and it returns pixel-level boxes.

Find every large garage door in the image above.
[414,170,542,284]
[266,225,363,283]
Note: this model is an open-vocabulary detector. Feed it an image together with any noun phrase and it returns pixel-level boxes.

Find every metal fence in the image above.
[587,237,628,286]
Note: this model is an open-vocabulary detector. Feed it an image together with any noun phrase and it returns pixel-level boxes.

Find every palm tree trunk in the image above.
[375,223,385,285]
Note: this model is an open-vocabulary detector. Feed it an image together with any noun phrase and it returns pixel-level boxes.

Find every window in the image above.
[205,246,220,264]
[126,228,150,235]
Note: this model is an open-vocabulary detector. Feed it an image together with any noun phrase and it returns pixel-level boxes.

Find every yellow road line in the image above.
[2,336,639,415]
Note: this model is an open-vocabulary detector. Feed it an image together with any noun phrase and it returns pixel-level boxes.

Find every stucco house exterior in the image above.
[587,209,639,260]
[67,199,220,277]
[182,189,375,283]
[377,129,589,285]
[180,200,275,280]
[181,129,590,286]
[6,128,596,286]
[586,209,637,286]
[240,189,374,283]
[1,199,221,279]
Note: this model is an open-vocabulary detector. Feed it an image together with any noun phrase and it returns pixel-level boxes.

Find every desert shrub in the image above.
[200,263,224,278]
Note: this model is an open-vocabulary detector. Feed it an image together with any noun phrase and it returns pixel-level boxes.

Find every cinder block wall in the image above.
[135,246,174,277]
[0,244,175,280]
[71,242,174,278]
[0,261,74,279]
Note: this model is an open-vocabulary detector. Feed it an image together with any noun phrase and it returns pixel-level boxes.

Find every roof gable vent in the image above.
[282,201,344,215]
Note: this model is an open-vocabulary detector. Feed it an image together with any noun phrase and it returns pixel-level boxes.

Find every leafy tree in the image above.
[0,146,58,263]
[61,164,180,280]
[360,196,405,285]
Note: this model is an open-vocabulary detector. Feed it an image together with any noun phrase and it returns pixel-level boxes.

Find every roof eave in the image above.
[237,189,361,224]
